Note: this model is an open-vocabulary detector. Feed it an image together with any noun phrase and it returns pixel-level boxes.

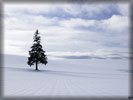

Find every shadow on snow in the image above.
[1,67,127,79]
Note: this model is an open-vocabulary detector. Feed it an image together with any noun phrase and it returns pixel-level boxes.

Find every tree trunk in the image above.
[35,61,38,70]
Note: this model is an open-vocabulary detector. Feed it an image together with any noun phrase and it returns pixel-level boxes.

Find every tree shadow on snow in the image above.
[2,67,125,79]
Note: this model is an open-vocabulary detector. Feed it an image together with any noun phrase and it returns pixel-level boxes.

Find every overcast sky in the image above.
[3,2,130,60]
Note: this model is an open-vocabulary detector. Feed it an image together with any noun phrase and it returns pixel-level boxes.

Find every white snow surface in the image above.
[2,55,130,97]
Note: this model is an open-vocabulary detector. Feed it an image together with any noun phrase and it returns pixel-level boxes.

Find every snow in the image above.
[2,55,130,97]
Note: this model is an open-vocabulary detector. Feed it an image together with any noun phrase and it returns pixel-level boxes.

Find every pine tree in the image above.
[27,29,48,70]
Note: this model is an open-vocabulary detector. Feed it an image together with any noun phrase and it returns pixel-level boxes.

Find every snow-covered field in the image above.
[2,55,130,97]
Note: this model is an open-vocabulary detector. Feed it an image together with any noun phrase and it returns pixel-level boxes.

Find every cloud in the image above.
[59,14,129,33]
[61,56,93,59]
[47,52,129,60]
[3,2,130,60]
[102,15,129,32]
[59,18,97,28]
[46,50,129,60]
[117,3,129,16]
[4,2,123,20]
[4,14,59,30]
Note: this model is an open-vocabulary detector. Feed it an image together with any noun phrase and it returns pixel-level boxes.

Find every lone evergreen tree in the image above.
[27,29,48,70]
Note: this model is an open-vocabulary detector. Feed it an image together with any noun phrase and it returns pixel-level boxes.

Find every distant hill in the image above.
[3,54,28,68]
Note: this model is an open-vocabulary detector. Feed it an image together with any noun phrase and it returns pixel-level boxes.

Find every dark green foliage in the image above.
[27,29,48,70]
